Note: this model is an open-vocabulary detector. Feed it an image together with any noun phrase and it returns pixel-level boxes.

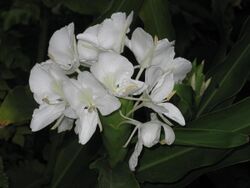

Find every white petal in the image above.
[77,24,100,45]
[91,52,134,94]
[159,102,185,126]
[130,28,154,65]
[129,140,143,171]
[57,117,74,133]
[30,103,65,132]
[98,12,133,53]
[77,71,107,96]
[48,23,79,73]
[29,63,59,103]
[150,73,174,103]
[140,122,161,147]
[160,123,175,145]
[116,78,146,96]
[63,79,83,111]
[75,109,98,145]
[152,39,174,66]
[145,66,164,92]
[173,57,192,83]
[95,94,121,116]
[77,40,99,63]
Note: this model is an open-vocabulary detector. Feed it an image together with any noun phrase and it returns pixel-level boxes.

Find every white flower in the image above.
[63,71,120,144]
[127,27,191,82]
[91,52,145,97]
[77,12,133,64]
[144,72,185,126]
[128,114,175,171]
[48,23,79,74]
[29,61,75,132]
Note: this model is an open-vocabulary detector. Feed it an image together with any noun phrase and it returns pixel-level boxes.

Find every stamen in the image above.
[51,115,65,130]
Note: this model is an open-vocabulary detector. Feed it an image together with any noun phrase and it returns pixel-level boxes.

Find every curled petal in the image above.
[77,40,99,64]
[129,140,143,171]
[30,103,65,132]
[159,122,175,145]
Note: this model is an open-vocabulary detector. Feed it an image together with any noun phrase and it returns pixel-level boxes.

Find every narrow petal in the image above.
[159,122,175,145]
[140,122,161,147]
[129,28,154,65]
[159,102,185,126]
[30,103,65,132]
[150,73,174,103]
[173,57,192,83]
[75,109,98,145]
[129,140,143,171]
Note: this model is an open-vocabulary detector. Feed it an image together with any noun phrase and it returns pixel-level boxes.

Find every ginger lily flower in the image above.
[125,113,175,171]
[91,52,145,97]
[29,61,75,132]
[77,12,133,64]
[63,71,120,145]
[48,23,79,74]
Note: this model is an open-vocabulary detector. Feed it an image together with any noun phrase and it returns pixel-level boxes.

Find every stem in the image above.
[135,67,144,80]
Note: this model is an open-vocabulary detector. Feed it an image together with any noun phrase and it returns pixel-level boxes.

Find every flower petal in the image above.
[98,12,133,53]
[160,122,175,145]
[129,28,154,66]
[29,62,60,103]
[129,140,143,171]
[77,40,99,64]
[74,109,98,145]
[145,66,164,92]
[91,52,134,94]
[95,94,121,116]
[173,57,192,83]
[159,102,185,126]
[57,117,74,133]
[77,24,100,45]
[150,73,174,103]
[140,122,161,147]
[30,103,65,132]
[48,23,79,73]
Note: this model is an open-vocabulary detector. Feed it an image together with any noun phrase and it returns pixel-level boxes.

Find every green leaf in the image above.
[197,18,250,116]
[62,0,110,15]
[0,86,36,127]
[101,99,133,167]
[174,128,249,148]
[155,144,250,188]
[136,98,250,183]
[139,0,175,40]
[91,158,139,188]
[51,137,98,188]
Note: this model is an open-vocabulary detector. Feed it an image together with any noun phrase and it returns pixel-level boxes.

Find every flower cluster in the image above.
[29,12,192,171]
